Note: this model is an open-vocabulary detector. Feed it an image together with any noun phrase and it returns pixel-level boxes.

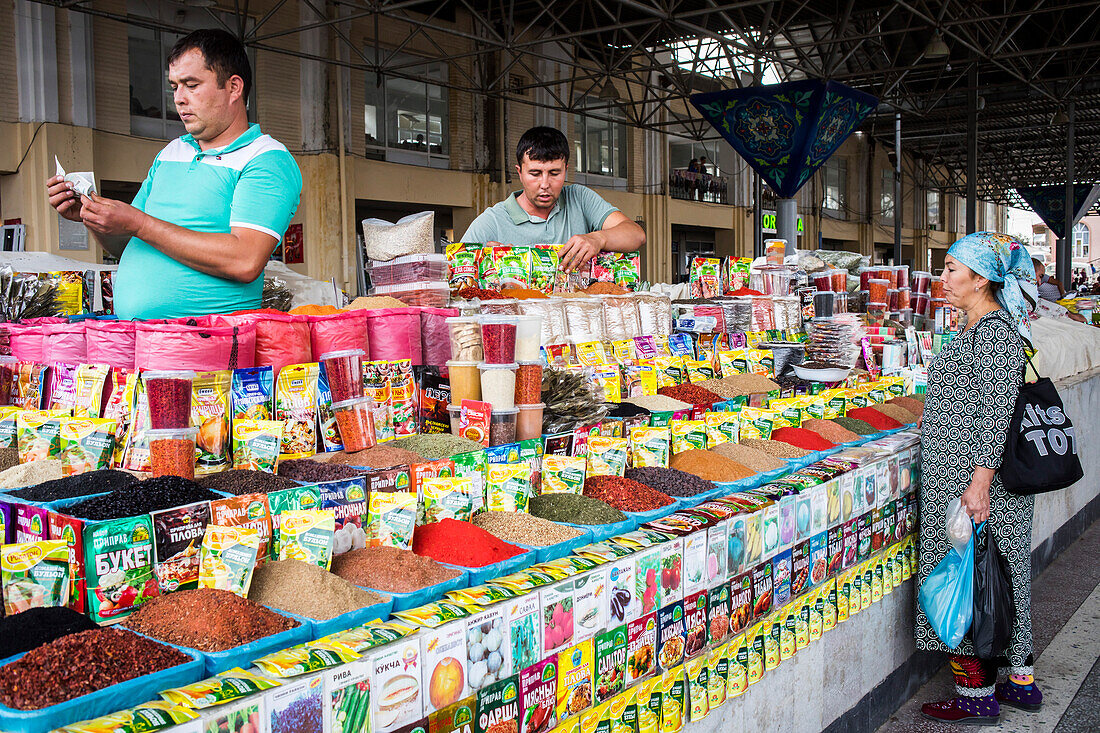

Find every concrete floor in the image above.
[876,519,1100,733]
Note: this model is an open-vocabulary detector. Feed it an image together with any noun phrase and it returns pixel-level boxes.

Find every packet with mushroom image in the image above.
[1,540,71,614]
[198,525,262,596]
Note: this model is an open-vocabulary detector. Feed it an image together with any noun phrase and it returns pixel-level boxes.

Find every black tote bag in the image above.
[1000,354,1083,495]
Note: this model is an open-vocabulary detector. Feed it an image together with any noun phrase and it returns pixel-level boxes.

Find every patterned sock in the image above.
[1010,674,1034,685]
[950,654,996,697]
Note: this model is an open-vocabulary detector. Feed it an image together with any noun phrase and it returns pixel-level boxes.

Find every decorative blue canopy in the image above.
[690,80,878,199]
[1015,184,1100,239]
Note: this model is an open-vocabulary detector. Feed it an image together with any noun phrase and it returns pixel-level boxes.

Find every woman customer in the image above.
[917,232,1040,725]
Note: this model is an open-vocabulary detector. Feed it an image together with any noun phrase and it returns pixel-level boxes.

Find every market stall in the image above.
[0,241,1094,733]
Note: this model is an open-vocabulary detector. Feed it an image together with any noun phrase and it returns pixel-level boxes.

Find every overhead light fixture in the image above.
[739,70,755,88]
[598,78,619,101]
[977,95,986,111]
[183,0,216,7]
[1051,109,1069,125]
[923,30,950,60]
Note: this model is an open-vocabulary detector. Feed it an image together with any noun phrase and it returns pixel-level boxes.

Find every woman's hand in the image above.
[961,467,995,523]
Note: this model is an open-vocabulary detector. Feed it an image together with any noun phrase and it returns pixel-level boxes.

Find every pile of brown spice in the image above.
[739,438,810,459]
[331,546,463,593]
[0,628,190,710]
[887,395,925,416]
[501,287,548,300]
[248,559,387,620]
[871,403,918,425]
[125,588,299,651]
[314,443,423,467]
[799,418,860,444]
[670,450,755,482]
[693,375,780,399]
[583,282,627,295]
[277,459,366,483]
[707,443,785,472]
[347,296,409,310]
[474,511,583,547]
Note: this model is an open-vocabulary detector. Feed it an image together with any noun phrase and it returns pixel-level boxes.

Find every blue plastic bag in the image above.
[918,521,977,649]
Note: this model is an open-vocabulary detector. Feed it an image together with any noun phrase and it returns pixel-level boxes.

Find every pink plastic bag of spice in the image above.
[364,308,421,364]
[308,311,369,357]
[419,306,458,367]
[212,310,312,377]
[7,322,49,363]
[42,321,87,363]
[135,321,256,371]
[85,319,137,369]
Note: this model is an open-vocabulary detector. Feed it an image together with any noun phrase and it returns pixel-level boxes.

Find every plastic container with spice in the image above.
[479,363,517,410]
[370,282,450,308]
[887,288,899,311]
[479,315,518,364]
[367,253,448,286]
[445,317,483,362]
[319,349,364,403]
[479,298,520,316]
[516,403,544,442]
[911,270,932,294]
[447,405,463,436]
[446,361,481,406]
[635,292,673,335]
[896,287,911,310]
[562,296,605,341]
[331,397,378,452]
[147,427,198,479]
[514,362,543,405]
[143,370,195,430]
[913,291,930,316]
[867,278,890,304]
[892,265,910,289]
[488,408,519,446]
[930,276,944,299]
[518,297,568,345]
[602,294,641,341]
[514,315,543,361]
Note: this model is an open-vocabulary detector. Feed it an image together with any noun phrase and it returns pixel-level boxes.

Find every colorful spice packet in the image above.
[58,417,117,475]
[587,436,630,477]
[160,668,280,709]
[1,539,71,615]
[231,366,274,421]
[16,410,63,463]
[367,490,417,549]
[72,363,110,419]
[192,370,232,474]
[231,419,283,472]
[486,463,532,512]
[422,476,475,523]
[278,510,336,569]
[629,428,670,469]
[669,421,706,454]
[57,700,200,733]
[198,525,262,596]
[543,455,587,494]
[275,363,319,460]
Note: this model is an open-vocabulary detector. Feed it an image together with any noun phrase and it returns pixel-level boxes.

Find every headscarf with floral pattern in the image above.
[946,231,1037,346]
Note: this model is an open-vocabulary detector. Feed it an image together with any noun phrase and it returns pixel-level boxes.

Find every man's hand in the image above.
[80,193,149,239]
[960,468,993,523]
[559,233,602,273]
[46,175,84,222]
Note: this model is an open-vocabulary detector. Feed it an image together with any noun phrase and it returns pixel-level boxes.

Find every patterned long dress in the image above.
[916,309,1035,673]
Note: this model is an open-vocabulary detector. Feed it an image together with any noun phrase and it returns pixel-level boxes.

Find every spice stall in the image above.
[0,240,1083,733]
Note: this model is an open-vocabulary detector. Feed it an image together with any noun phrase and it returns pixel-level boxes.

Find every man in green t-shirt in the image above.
[460,127,645,272]
[46,29,301,319]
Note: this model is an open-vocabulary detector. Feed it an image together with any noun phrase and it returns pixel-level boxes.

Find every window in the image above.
[1074,223,1090,258]
[822,157,847,215]
[364,49,449,165]
[127,2,254,139]
[880,169,895,220]
[669,141,721,176]
[573,102,628,180]
[984,201,997,229]
[926,190,941,230]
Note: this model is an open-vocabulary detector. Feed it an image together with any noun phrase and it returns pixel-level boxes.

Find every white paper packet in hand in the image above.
[55,156,97,198]
[945,497,973,553]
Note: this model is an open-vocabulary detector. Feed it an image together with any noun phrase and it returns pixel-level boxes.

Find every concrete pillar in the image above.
[641,192,672,284]
[777,198,798,255]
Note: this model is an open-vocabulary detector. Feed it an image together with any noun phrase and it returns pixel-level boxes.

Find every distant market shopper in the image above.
[47,29,302,319]
[460,126,645,272]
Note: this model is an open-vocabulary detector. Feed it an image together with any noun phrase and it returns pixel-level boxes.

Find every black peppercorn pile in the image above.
[625,467,717,498]
[64,476,219,520]
[197,469,300,495]
[277,459,367,483]
[0,628,190,710]
[8,469,139,502]
[0,606,99,658]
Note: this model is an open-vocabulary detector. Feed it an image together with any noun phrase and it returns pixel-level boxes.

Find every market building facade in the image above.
[0,0,1005,291]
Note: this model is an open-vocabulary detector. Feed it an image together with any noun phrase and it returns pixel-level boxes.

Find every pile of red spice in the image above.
[846,406,903,430]
[584,475,675,513]
[771,427,836,451]
[413,518,526,567]
[457,286,506,300]
[658,384,724,405]
[727,287,763,296]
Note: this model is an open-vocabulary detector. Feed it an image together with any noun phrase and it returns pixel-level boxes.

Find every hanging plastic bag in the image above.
[972,523,1016,659]
[7,323,49,362]
[945,498,972,553]
[211,309,312,377]
[918,516,975,649]
[135,321,256,372]
[85,319,137,369]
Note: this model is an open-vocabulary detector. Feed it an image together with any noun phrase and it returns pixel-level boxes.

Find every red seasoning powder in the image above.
[846,406,903,430]
[657,384,723,405]
[771,427,836,451]
[412,518,526,567]
[584,475,675,513]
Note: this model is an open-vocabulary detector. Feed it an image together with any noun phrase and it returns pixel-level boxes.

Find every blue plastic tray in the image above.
[560,516,636,543]
[126,608,311,676]
[443,548,537,587]
[624,503,679,526]
[361,569,469,613]
[515,527,594,564]
[308,595,394,639]
[0,646,203,733]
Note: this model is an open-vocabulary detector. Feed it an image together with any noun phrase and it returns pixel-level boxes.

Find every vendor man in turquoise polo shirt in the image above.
[460,127,645,272]
[46,29,301,320]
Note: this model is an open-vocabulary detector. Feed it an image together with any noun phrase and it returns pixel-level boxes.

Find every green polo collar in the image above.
[503,191,562,225]
[182,123,263,155]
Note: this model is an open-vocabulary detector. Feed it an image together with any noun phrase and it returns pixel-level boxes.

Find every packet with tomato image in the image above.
[447,242,484,294]
[594,625,627,703]
[83,514,160,622]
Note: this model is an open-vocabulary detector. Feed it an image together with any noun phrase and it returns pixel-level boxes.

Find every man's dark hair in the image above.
[516,127,570,165]
[168,29,252,99]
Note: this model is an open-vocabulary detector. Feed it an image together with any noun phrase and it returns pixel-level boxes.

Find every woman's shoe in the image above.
[921,696,1000,726]
[995,679,1043,711]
